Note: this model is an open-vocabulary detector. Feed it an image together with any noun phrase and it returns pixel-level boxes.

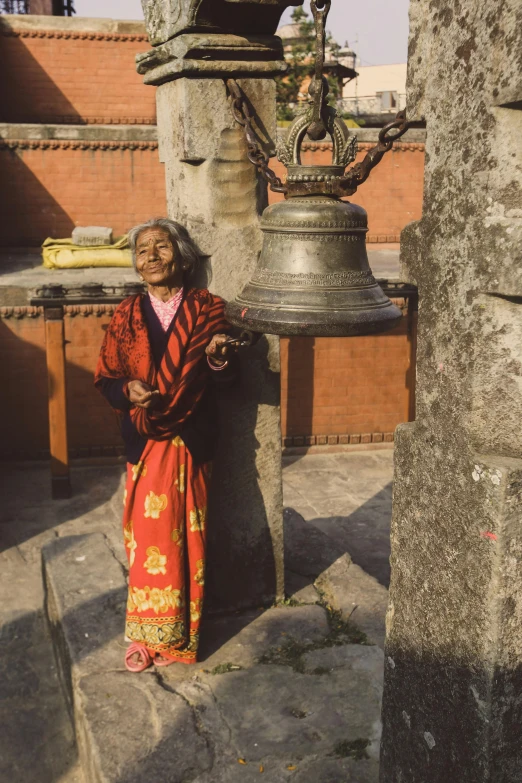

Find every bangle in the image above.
[207,355,229,371]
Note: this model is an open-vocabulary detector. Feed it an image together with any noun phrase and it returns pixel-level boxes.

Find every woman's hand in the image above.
[127,380,161,409]
[205,334,230,367]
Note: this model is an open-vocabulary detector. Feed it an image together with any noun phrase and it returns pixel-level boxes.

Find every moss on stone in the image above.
[209,662,243,675]
[332,738,370,760]
[257,604,369,673]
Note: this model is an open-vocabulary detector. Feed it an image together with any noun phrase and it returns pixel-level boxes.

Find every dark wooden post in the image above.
[44,305,71,499]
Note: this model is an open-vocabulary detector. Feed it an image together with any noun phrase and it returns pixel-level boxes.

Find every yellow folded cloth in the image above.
[41,235,132,269]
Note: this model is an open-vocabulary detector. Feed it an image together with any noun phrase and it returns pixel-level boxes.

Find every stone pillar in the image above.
[138,1,299,611]
[381,2,522,781]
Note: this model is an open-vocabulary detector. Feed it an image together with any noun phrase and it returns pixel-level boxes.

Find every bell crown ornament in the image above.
[225,0,411,337]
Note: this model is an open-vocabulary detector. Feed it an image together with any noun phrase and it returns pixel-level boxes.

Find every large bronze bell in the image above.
[225,0,408,337]
[225,108,403,337]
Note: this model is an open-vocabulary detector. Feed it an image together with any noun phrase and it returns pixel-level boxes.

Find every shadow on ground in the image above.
[307,484,393,588]
[282,450,394,588]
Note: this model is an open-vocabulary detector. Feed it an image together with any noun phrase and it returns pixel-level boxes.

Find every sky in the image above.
[73,0,410,66]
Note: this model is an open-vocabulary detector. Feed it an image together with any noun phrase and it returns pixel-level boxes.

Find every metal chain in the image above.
[226,79,287,195]
[344,110,412,189]
[378,110,411,149]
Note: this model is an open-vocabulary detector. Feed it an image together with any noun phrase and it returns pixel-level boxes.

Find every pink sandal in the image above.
[153,652,178,667]
[125,642,154,673]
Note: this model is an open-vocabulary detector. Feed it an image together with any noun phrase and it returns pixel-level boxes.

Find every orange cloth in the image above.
[94,287,230,440]
[123,437,210,664]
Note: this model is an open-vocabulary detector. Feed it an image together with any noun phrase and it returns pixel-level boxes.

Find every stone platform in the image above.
[0,246,401,307]
[44,531,382,782]
[0,450,392,782]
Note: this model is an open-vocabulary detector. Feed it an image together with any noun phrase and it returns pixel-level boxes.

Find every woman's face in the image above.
[135,228,183,287]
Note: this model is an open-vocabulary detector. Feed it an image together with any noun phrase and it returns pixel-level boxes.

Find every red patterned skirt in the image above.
[122,436,210,664]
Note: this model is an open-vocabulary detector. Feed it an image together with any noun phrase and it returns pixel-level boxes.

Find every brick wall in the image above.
[0,18,154,124]
[280,303,417,445]
[0,306,122,459]
[0,135,422,249]
[0,310,49,458]
[0,139,167,246]
[0,134,424,248]
[64,307,123,452]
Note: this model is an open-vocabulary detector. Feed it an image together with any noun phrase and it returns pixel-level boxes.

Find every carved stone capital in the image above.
[142,0,302,46]
[136,32,287,85]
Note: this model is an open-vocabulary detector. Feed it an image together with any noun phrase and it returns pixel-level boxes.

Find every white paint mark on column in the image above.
[402,711,411,728]
[490,469,502,485]
[470,685,489,719]
[424,731,436,750]
[472,465,483,482]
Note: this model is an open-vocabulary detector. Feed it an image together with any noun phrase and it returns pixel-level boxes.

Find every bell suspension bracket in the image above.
[226,0,412,200]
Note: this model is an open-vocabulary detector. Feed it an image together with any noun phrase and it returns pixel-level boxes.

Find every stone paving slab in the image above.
[282,450,393,587]
[43,531,382,783]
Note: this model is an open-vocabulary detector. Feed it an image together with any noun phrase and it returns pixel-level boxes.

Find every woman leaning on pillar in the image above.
[95,218,239,672]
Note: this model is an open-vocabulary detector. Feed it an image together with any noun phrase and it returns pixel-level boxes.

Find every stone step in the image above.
[315,555,389,649]
[283,507,389,648]
[43,532,383,783]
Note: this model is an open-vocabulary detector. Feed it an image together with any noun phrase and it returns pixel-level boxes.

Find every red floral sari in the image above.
[95,289,230,663]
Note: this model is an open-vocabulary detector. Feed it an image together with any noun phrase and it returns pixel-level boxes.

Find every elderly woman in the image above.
[95,218,236,672]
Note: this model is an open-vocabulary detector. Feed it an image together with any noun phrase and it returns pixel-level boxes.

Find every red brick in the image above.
[0,146,166,245]
[0,33,156,125]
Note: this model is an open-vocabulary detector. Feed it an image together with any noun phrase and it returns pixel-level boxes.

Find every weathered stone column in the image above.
[381,2,522,781]
[138,1,300,611]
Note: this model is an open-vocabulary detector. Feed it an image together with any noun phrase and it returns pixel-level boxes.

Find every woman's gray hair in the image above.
[128,218,200,278]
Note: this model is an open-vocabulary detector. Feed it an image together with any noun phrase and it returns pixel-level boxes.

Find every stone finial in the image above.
[141,0,303,46]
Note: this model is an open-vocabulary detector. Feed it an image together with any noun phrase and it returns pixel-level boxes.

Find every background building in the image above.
[341,63,407,126]
[0,0,74,14]
[277,21,357,106]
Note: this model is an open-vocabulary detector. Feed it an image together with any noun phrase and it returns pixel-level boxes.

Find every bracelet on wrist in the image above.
[207,355,229,371]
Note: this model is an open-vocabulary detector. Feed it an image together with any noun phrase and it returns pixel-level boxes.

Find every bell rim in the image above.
[230,299,399,313]
[225,301,403,338]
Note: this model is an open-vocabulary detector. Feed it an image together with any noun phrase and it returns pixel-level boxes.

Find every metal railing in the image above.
[0,0,75,13]
[339,93,407,116]
[1,0,29,12]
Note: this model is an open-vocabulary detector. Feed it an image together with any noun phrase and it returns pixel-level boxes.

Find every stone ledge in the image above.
[0,14,146,35]
[0,250,140,307]
[283,508,389,649]
[142,57,288,86]
[0,123,158,142]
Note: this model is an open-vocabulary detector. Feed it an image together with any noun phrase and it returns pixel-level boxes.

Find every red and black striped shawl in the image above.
[95,288,230,440]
